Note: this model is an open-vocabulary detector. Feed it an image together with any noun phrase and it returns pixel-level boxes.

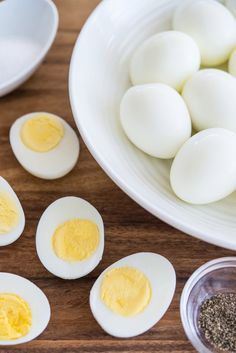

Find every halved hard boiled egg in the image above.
[36,197,104,279]
[10,112,80,180]
[90,252,176,338]
[0,177,25,246]
[0,272,50,345]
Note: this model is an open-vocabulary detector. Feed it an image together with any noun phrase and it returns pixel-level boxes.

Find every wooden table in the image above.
[0,1,235,352]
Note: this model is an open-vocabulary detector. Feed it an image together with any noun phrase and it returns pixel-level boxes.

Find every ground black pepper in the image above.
[198,293,236,352]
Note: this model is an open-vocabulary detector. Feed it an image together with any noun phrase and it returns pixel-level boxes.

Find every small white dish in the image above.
[0,0,58,97]
[69,0,236,251]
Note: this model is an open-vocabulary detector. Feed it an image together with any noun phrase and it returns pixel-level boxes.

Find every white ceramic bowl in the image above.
[0,0,58,97]
[69,0,236,251]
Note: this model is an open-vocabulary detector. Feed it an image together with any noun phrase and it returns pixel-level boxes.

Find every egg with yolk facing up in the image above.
[10,112,80,180]
[0,273,50,345]
[0,177,25,246]
[36,197,104,279]
[90,252,176,338]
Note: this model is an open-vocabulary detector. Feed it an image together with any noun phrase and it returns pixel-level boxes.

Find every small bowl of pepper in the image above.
[180,257,236,353]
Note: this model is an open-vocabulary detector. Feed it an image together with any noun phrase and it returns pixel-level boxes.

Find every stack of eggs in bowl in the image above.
[120,0,236,205]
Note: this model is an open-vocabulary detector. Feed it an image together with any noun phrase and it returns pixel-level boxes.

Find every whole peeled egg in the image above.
[170,128,236,204]
[120,84,191,159]
[173,0,236,66]
[228,48,236,76]
[226,0,236,16]
[182,69,236,133]
[130,31,200,92]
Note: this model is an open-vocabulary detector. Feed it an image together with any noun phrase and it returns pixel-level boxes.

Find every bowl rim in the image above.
[69,0,236,252]
[180,256,236,353]
[0,0,59,92]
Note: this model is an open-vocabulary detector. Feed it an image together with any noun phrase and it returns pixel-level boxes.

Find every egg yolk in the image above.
[0,192,18,234]
[100,266,152,317]
[21,114,64,152]
[52,219,99,262]
[0,293,32,340]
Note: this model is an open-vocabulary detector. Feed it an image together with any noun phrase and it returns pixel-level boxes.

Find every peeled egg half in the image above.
[170,128,236,204]
[90,252,176,338]
[10,112,80,180]
[173,0,236,66]
[0,272,50,345]
[0,177,25,246]
[120,84,191,159]
[36,197,104,280]
[182,69,236,133]
[130,31,200,91]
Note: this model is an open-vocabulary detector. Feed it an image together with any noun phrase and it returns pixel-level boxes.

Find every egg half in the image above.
[90,252,176,338]
[170,128,236,204]
[0,272,50,345]
[36,196,104,279]
[0,177,25,246]
[10,112,80,180]
[173,0,236,66]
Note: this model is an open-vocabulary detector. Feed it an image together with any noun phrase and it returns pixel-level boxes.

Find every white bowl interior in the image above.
[69,0,236,250]
[0,0,58,90]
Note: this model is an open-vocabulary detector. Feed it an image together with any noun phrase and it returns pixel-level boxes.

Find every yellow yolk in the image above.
[0,192,18,234]
[52,219,100,262]
[21,114,64,152]
[100,266,152,317]
[0,293,32,340]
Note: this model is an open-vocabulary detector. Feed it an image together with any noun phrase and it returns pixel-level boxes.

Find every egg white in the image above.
[130,30,200,91]
[0,272,50,345]
[226,0,236,16]
[182,69,236,133]
[170,128,236,204]
[36,196,104,280]
[0,177,25,246]
[173,0,236,66]
[120,84,191,159]
[90,252,176,338]
[9,112,80,180]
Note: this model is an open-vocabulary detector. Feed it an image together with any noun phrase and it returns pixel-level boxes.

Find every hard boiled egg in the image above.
[226,0,236,16]
[120,84,191,159]
[130,31,200,92]
[10,112,80,180]
[170,128,236,204]
[0,177,25,246]
[228,48,236,76]
[36,197,104,280]
[0,272,50,345]
[182,69,236,133]
[90,252,176,338]
[173,0,236,66]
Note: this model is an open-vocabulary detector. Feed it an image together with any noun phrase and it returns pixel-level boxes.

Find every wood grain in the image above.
[0,1,235,352]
